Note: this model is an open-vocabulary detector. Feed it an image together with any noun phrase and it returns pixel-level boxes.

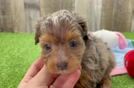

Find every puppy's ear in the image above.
[78,18,88,41]
[35,17,45,44]
[35,20,41,44]
[73,13,88,41]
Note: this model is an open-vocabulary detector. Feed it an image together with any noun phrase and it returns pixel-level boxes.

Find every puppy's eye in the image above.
[44,44,51,51]
[69,40,78,48]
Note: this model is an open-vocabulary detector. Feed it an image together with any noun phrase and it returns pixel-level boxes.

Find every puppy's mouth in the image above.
[56,68,79,75]
[48,63,81,75]
[57,70,70,74]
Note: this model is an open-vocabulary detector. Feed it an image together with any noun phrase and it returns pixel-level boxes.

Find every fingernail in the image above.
[50,85,55,88]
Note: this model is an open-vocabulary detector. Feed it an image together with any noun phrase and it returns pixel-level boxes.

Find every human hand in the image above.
[18,58,81,88]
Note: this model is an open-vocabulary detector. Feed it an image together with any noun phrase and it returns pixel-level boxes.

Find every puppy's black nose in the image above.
[57,62,68,70]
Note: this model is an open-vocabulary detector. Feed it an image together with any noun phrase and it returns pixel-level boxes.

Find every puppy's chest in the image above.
[74,64,104,88]
[74,69,99,88]
[74,40,108,88]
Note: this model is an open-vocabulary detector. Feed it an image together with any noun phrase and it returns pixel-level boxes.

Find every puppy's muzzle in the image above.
[56,61,68,70]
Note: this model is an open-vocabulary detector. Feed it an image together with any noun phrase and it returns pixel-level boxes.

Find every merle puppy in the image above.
[35,10,115,88]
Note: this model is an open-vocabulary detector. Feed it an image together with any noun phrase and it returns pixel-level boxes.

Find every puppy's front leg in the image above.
[99,75,112,88]
[75,81,96,88]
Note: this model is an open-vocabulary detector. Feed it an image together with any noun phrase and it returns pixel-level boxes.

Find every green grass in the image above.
[0,33,40,88]
[124,32,134,39]
[0,32,134,88]
[112,75,134,88]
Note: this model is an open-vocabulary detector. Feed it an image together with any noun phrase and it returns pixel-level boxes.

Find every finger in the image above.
[32,65,58,86]
[52,69,81,88]
[22,58,45,82]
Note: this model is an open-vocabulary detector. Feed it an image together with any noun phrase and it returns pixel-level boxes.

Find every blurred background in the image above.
[0,0,134,33]
[0,1,134,88]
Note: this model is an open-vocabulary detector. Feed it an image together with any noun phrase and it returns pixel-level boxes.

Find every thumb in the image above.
[51,69,81,88]
[32,65,58,86]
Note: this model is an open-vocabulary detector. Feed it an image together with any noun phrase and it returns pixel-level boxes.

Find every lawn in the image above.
[0,32,134,88]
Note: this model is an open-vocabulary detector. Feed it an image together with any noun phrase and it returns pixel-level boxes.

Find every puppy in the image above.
[35,10,115,88]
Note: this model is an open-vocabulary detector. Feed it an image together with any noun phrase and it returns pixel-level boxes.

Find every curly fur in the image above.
[75,37,115,88]
[35,10,115,88]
